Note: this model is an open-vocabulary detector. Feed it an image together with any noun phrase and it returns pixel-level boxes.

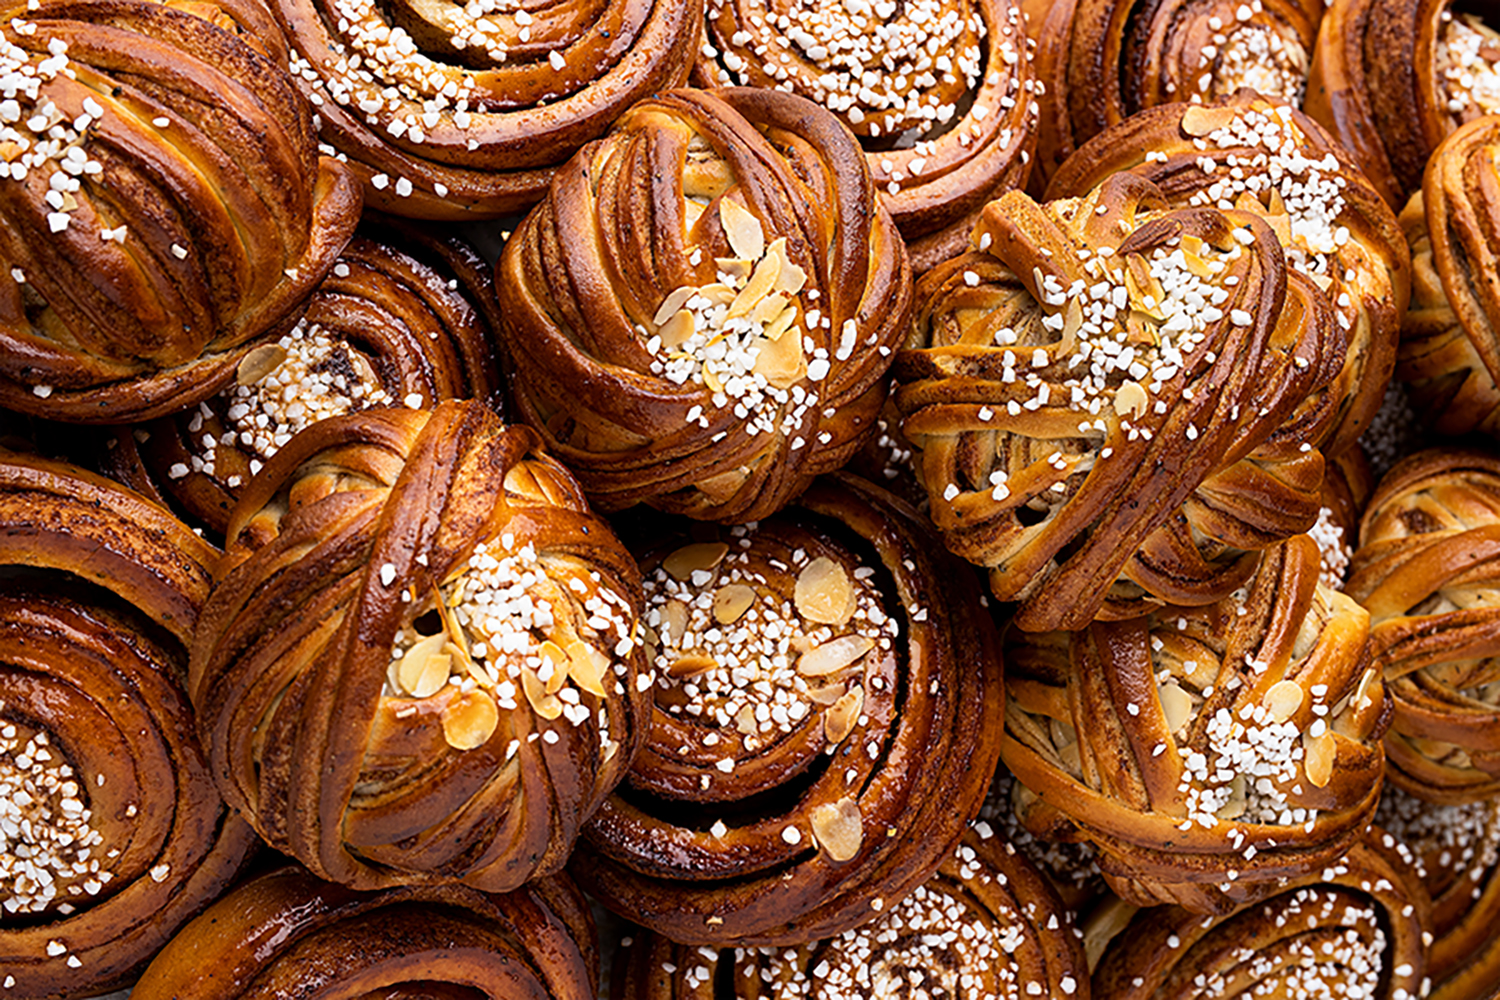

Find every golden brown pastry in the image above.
[1047,92,1411,460]
[1308,0,1500,209]
[190,399,649,891]
[1379,784,1500,1000]
[1003,535,1390,914]
[268,0,701,217]
[0,450,257,999]
[1398,114,1500,439]
[0,0,360,423]
[499,87,912,524]
[895,171,1338,631]
[571,473,1005,946]
[105,218,502,537]
[695,0,1039,272]
[612,824,1089,999]
[1088,834,1430,1000]
[131,866,597,1000]
[1346,447,1500,805]
[1027,0,1324,188]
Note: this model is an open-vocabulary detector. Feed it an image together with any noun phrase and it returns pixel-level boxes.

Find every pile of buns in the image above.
[2,0,1500,997]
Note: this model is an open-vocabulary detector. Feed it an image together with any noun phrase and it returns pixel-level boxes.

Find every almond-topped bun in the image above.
[693,0,1039,272]
[190,400,650,891]
[498,87,911,524]
[0,0,360,423]
[0,450,257,999]
[132,866,598,1000]
[1346,447,1500,805]
[613,824,1089,1000]
[1088,834,1431,1000]
[1047,92,1411,460]
[104,218,502,537]
[895,171,1340,631]
[572,473,1004,946]
[1026,0,1324,188]
[1003,536,1390,914]
[265,0,701,218]
[1378,784,1500,1000]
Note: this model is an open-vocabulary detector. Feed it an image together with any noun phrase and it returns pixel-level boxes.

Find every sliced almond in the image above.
[806,682,847,705]
[1059,298,1083,354]
[735,703,758,734]
[669,654,718,678]
[521,665,563,720]
[1181,104,1238,137]
[794,557,856,625]
[752,291,789,326]
[715,257,754,282]
[696,283,736,306]
[720,197,765,261]
[539,640,570,694]
[1304,730,1335,787]
[663,542,729,581]
[658,308,696,349]
[809,797,863,862]
[567,639,610,697]
[1352,667,1377,710]
[237,344,287,386]
[398,633,449,697]
[753,325,806,387]
[1159,681,1194,735]
[453,642,490,689]
[682,197,706,233]
[697,468,745,503]
[713,583,757,624]
[349,350,381,390]
[1180,234,1205,257]
[660,599,689,641]
[654,286,697,327]
[1263,679,1305,722]
[824,685,863,745]
[1113,380,1149,420]
[764,305,799,342]
[798,635,874,677]
[773,247,807,296]
[1215,772,1248,819]
[726,248,781,320]
[1181,249,1213,279]
[442,690,499,750]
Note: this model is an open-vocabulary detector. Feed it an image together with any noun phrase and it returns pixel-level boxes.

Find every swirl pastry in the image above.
[613,824,1089,1000]
[1399,114,1500,440]
[572,473,1004,946]
[895,171,1337,631]
[1089,835,1430,1000]
[1346,447,1500,805]
[1003,535,1390,914]
[694,0,1038,272]
[1379,784,1500,1000]
[132,866,596,1000]
[499,87,911,524]
[0,0,360,423]
[0,451,257,999]
[108,219,502,537]
[190,399,649,891]
[271,0,700,218]
[1308,0,1500,209]
[1027,0,1323,187]
[1048,92,1410,460]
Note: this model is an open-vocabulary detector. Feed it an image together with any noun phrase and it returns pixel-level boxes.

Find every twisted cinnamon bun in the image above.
[895,171,1337,631]
[269,0,700,217]
[694,0,1039,272]
[1003,535,1390,914]
[132,866,597,1000]
[1089,835,1430,1000]
[1047,92,1410,460]
[0,0,360,424]
[613,825,1088,1000]
[190,399,649,891]
[1346,447,1500,805]
[0,451,256,999]
[499,87,911,524]
[109,218,502,537]
[572,473,1004,946]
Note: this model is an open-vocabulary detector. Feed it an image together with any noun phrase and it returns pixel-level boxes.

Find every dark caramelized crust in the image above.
[498,87,912,524]
[190,399,649,891]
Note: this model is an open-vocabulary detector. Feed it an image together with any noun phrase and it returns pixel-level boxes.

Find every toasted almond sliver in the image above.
[794,557,856,625]
[669,654,718,678]
[1215,773,1248,819]
[521,666,564,720]
[736,703,758,734]
[664,542,729,581]
[753,324,806,387]
[1352,667,1377,709]
[824,685,863,745]
[661,599,689,641]
[442,691,499,750]
[696,283,736,306]
[567,639,610,697]
[1304,730,1336,787]
[715,257,754,281]
[1113,380,1149,420]
[752,291,789,326]
[806,682,847,706]
[810,797,863,862]
[654,286,697,327]
[237,344,287,386]
[774,250,807,296]
[720,197,765,260]
[1060,298,1083,354]
[726,249,782,320]
[1181,104,1238,137]
[713,583,757,625]
[1159,681,1193,735]
[659,308,696,349]
[798,635,874,677]
[540,640,570,694]
[765,305,799,342]
[398,633,448,696]
[1263,679,1305,722]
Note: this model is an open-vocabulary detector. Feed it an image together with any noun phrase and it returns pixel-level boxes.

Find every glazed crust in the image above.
[499,87,911,523]
[190,399,649,890]
[0,0,360,423]
[0,450,256,999]
[572,473,1005,946]
[131,866,598,1000]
